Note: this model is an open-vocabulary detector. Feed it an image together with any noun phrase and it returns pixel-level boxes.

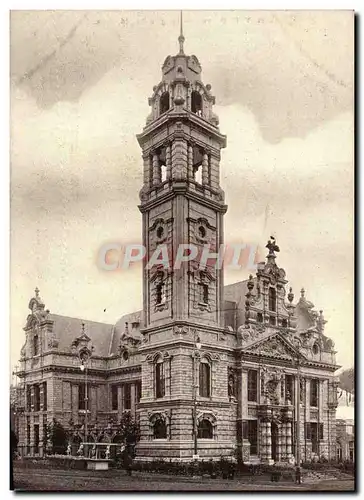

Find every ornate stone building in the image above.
[14,28,340,464]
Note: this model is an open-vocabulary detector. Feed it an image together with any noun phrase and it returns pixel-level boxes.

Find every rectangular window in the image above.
[34,385,41,412]
[269,316,276,326]
[248,420,258,455]
[78,384,85,410]
[42,382,47,411]
[111,385,118,411]
[26,385,31,411]
[247,370,258,402]
[310,379,319,407]
[34,424,39,454]
[199,362,211,398]
[123,383,132,410]
[305,422,312,440]
[310,422,319,454]
[268,288,277,312]
[155,362,165,399]
[199,283,209,304]
[136,381,142,403]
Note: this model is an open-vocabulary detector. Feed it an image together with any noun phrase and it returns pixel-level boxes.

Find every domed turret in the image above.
[145,12,219,127]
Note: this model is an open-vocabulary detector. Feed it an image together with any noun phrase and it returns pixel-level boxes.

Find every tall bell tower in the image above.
[136,15,236,461]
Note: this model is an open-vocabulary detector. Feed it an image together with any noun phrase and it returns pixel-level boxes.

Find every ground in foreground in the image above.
[13,468,355,492]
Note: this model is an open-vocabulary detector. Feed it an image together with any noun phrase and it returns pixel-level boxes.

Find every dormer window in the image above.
[191,90,202,115]
[33,334,39,356]
[160,91,170,115]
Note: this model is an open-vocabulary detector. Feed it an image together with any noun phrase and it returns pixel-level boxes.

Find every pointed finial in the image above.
[35,287,40,298]
[81,322,85,335]
[288,287,294,303]
[300,288,305,298]
[178,11,185,54]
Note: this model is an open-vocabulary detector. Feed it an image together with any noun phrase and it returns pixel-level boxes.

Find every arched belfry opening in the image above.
[160,92,170,115]
[191,90,202,115]
[192,145,204,184]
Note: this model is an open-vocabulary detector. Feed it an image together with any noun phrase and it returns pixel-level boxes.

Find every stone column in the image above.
[277,423,284,462]
[131,383,136,414]
[117,386,122,417]
[266,421,272,463]
[259,408,273,464]
[188,144,193,180]
[142,154,151,186]
[202,152,209,185]
[152,153,161,186]
[171,138,188,181]
[166,145,172,180]
[286,421,293,460]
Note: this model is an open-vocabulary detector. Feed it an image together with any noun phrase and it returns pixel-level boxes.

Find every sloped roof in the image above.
[49,314,114,357]
[109,311,143,355]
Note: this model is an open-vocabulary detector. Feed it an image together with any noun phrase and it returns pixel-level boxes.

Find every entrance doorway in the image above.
[271,422,278,462]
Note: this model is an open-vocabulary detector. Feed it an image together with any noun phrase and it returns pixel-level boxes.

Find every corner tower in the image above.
[136,17,235,461]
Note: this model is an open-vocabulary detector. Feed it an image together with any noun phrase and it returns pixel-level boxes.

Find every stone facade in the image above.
[14,31,340,464]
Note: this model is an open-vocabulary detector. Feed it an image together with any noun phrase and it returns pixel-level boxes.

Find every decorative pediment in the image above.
[242,333,303,361]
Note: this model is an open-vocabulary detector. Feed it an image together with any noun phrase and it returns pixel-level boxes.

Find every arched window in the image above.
[191,90,202,115]
[199,360,211,397]
[160,92,170,115]
[155,359,165,398]
[268,288,277,312]
[197,419,213,439]
[33,334,39,356]
[153,418,167,439]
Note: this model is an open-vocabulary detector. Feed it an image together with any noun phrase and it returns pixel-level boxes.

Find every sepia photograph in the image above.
[9,9,355,492]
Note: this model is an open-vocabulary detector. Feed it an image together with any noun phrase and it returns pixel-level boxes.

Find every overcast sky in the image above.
[10,10,354,371]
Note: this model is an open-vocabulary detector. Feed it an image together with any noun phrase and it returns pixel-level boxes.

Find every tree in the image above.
[117,411,140,445]
[45,419,68,455]
[338,368,354,394]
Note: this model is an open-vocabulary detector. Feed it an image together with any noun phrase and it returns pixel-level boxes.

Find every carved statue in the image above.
[105,445,110,460]
[66,444,71,456]
[77,443,84,457]
[228,374,236,399]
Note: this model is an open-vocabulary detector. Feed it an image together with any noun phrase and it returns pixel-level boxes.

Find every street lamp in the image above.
[193,334,201,458]
[71,322,93,457]
[295,356,301,467]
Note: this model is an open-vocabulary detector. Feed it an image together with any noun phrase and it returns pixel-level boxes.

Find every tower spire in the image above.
[178,10,185,54]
